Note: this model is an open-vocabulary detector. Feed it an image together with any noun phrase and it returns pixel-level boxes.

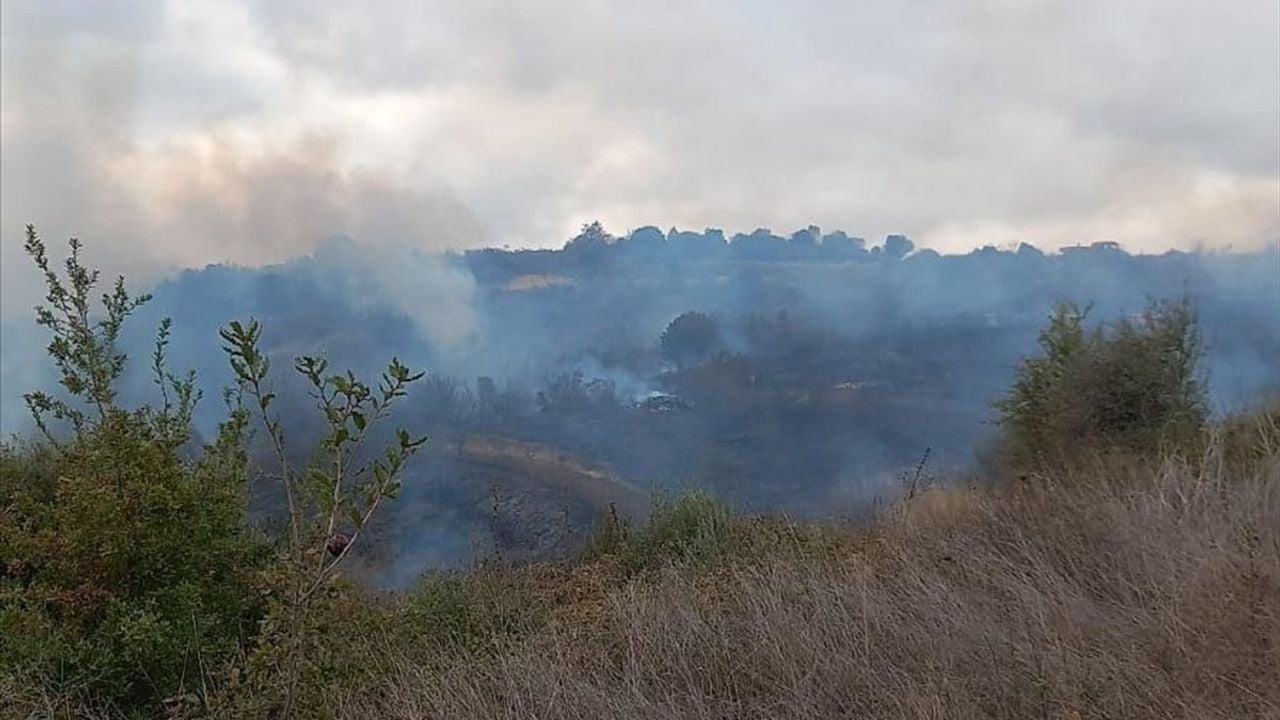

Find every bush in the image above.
[586,492,735,573]
[203,577,391,719]
[402,571,540,652]
[0,227,268,713]
[0,433,267,711]
[1,227,427,718]
[995,299,1207,474]
[660,311,721,368]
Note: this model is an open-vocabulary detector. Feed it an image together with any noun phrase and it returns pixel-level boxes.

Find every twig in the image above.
[906,446,931,502]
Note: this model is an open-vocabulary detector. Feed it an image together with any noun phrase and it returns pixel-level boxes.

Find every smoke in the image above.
[306,237,478,351]
[5,0,1278,296]
[2,0,1277,582]
[0,1,487,432]
[4,222,1278,586]
[0,1,485,314]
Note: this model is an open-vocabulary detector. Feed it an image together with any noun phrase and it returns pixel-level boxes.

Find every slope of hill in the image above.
[209,408,1280,719]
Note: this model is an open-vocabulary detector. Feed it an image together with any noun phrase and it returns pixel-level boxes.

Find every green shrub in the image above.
[995,299,1207,473]
[661,311,722,367]
[585,492,735,573]
[581,502,633,559]
[0,227,269,714]
[402,571,540,652]
[1,227,428,719]
[203,577,390,719]
[214,320,427,718]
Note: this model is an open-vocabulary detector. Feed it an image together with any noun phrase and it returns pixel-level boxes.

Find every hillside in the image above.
[315,413,1280,719]
[5,410,1276,718]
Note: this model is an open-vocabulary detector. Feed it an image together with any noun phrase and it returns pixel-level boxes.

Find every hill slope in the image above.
[222,411,1279,720]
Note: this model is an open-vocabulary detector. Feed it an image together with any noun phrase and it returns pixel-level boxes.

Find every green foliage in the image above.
[208,569,540,717]
[21,225,149,440]
[220,319,427,568]
[995,299,1208,473]
[587,492,736,573]
[204,578,385,719]
[1219,397,1280,470]
[582,502,633,560]
[2,227,430,719]
[1,226,267,714]
[218,311,427,718]
[401,571,539,652]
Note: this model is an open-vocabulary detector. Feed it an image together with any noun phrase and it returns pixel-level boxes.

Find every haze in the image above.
[3,0,1279,315]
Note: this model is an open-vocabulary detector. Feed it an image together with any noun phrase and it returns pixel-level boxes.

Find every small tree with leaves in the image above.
[217,319,427,717]
[2,226,430,718]
[661,311,721,368]
[1,226,266,714]
[995,298,1207,474]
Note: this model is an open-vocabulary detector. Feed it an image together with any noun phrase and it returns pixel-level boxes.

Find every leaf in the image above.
[346,506,365,529]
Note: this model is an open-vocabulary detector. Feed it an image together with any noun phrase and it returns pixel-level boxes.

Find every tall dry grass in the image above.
[335,428,1279,719]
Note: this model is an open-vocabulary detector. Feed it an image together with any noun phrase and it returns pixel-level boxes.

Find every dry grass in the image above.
[332,431,1279,720]
[10,426,1275,719]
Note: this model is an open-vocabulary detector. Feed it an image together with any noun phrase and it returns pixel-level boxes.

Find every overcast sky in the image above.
[2,0,1277,310]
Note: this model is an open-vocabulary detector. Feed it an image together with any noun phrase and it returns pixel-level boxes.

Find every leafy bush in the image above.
[401,571,540,652]
[995,299,1207,473]
[587,492,735,573]
[1,227,428,719]
[206,284,427,718]
[0,226,268,713]
[203,577,389,719]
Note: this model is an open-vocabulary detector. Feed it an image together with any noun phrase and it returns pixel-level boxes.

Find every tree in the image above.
[1,226,267,712]
[1,226,429,718]
[994,299,1207,473]
[567,220,611,248]
[883,234,914,259]
[563,221,616,274]
[661,311,721,368]
[218,320,427,717]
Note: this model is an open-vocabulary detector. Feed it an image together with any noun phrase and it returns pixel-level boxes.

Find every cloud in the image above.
[0,0,482,314]
[233,0,1278,248]
[2,0,1278,315]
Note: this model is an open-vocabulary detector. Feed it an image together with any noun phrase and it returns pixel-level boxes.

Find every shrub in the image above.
[0,226,268,713]
[1,227,428,719]
[203,576,391,719]
[1220,396,1280,468]
[401,571,540,652]
[210,289,428,718]
[995,299,1207,473]
[660,311,721,368]
[585,492,735,573]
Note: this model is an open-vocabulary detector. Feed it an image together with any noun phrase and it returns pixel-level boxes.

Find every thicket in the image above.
[994,299,1207,474]
[1,227,426,718]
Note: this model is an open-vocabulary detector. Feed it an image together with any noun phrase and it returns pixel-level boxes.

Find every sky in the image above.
[2,0,1278,313]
